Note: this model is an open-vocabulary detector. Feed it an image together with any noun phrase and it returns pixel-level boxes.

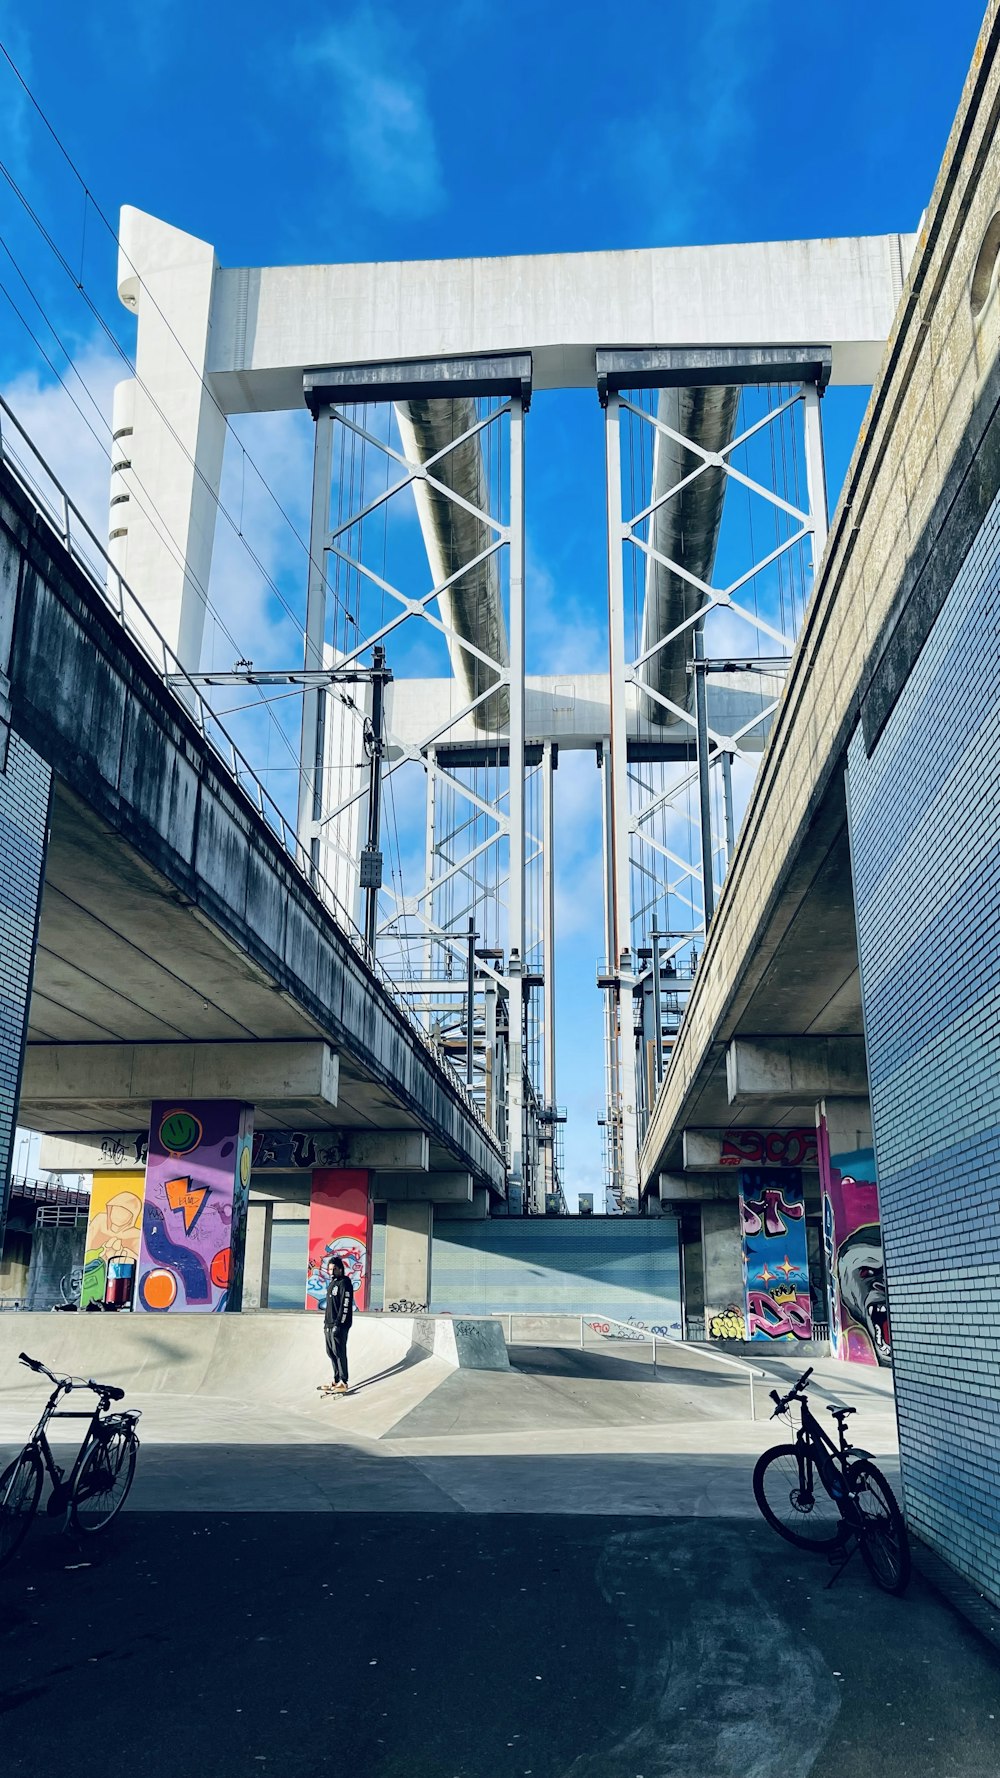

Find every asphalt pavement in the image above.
[2,1510,999,1778]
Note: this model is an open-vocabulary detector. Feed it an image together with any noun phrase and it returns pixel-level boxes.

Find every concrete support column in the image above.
[242,1198,273,1311]
[383,1201,433,1308]
[701,1200,745,1340]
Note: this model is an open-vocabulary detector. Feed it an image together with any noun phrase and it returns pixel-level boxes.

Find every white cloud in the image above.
[1,338,119,539]
[297,8,444,220]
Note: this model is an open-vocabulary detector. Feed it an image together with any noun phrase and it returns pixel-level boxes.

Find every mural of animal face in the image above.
[835,1224,890,1365]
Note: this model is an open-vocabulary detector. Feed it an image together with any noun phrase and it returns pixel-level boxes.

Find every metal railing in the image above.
[0,397,496,1147]
[9,1174,89,1206]
[492,1311,769,1420]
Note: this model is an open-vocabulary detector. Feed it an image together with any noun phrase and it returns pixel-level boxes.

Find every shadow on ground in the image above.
[1,1512,997,1778]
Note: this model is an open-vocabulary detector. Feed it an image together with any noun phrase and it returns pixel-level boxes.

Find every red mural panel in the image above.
[305,1170,372,1312]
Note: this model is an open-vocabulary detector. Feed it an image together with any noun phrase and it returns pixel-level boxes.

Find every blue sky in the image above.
[0,0,987,1203]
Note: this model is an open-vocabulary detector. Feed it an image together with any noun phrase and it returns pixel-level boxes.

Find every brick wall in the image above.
[0,733,51,1218]
[847,489,1000,1607]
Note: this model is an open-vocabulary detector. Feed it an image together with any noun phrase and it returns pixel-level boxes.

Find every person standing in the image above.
[323,1255,354,1394]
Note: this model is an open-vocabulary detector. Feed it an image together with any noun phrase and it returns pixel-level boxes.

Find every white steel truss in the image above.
[300,367,545,1206]
[602,363,830,1208]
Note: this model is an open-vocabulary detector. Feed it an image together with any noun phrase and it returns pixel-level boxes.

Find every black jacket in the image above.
[324,1274,354,1332]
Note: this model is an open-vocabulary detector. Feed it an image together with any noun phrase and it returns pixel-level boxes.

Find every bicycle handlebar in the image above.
[769,1366,814,1417]
[18,1352,125,1401]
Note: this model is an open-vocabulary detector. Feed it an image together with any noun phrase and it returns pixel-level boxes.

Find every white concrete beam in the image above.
[23,1042,339,1108]
[726,1037,868,1104]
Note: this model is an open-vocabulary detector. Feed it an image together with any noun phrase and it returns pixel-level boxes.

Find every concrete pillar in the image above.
[818,1097,872,1153]
[242,1198,273,1311]
[383,1201,433,1309]
[701,1200,745,1340]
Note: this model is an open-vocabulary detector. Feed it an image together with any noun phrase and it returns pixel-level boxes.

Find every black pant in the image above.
[325,1324,349,1385]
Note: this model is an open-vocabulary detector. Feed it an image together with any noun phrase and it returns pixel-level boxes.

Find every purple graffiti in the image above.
[746,1289,811,1340]
[740,1188,806,1240]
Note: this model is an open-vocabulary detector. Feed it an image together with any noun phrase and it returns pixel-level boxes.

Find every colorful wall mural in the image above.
[721,1128,818,1168]
[136,1101,254,1314]
[80,1170,144,1308]
[305,1170,372,1313]
[818,1121,889,1366]
[739,1167,812,1342]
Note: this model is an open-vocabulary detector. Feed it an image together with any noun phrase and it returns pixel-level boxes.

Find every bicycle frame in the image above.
[11,1379,116,1513]
[788,1395,852,1504]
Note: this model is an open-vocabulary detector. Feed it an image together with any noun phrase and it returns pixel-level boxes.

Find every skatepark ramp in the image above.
[0,1312,508,1419]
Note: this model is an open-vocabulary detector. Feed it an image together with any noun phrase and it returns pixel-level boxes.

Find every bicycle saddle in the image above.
[827,1404,856,1418]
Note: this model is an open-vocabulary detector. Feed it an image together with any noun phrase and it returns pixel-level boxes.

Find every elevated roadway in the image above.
[0,437,504,1199]
[640,26,1000,1194]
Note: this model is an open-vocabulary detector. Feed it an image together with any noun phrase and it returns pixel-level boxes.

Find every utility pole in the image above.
[361,644,389,957]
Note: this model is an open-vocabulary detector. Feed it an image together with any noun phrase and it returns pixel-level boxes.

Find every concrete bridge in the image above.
[0,427,505,1302]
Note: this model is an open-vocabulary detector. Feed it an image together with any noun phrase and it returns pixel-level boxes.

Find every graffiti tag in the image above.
[721,1128,818,1169]
[708,1304,746,1340]
[746,1289,811,1340]
[739,1188,805,1239]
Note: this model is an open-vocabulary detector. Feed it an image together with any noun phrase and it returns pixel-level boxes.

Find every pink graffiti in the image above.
[740,1188,806,1239]
[721,1128,818,1168]
[746,1290,812,1340]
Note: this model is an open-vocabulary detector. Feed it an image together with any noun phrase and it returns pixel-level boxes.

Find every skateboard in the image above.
[317,1382,350,1397]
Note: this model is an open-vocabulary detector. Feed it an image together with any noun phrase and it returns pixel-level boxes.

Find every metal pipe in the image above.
[395,399,509,729]
[640,385,740,722]
[466,916,476,1086]
[694,629,714,927]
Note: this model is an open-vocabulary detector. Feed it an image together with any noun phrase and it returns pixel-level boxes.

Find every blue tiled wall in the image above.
[429,1216,681,1331]
[0,734,50,1207]
[847,488,1000,1606]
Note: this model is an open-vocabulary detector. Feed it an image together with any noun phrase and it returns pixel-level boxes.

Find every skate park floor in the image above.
[4,1317,997,1778]
[0,1313,899,1515]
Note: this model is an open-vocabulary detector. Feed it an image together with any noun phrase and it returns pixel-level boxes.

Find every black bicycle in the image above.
[0,1352,141,1568]
[753,1366,910,1594]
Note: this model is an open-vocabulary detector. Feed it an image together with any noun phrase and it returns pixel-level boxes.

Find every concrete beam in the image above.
[434,1186,491,1220]
[39,1123,429,1176]
[726,1037,868,1105]
[682,1127,820,1171]
[374,1171,473,1204]
[22,1042,339,1109]
[659,1171,739,1203]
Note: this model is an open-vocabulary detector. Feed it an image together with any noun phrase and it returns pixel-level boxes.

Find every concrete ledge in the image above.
[410,1316,510,1371]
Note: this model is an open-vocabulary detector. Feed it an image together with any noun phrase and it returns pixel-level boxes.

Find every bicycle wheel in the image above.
[0,1448,43,1568]
[753,1442,845,1550]
[849,1460,911,1594]
[70,1429,137,1532]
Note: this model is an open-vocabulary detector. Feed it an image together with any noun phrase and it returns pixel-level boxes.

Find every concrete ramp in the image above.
[0,1312,504,1443]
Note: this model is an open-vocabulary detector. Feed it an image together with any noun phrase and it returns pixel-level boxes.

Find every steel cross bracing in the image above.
[298,362,550,1208]
[601,361,830,1209]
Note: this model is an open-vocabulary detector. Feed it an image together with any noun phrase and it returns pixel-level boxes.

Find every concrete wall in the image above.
[848,484,1000,1608]
[0,734,50,1214]
[25,1223,86,1310]
[430,1218,681,1331]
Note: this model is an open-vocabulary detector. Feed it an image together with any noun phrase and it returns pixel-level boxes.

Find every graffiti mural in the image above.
[81,1170,144,1308]
[818,1120,888,1366]
[739,1167,812,1342]
[136,1101,254,1314]
[721,1128,818,1169]
[305,1170,372,1313]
